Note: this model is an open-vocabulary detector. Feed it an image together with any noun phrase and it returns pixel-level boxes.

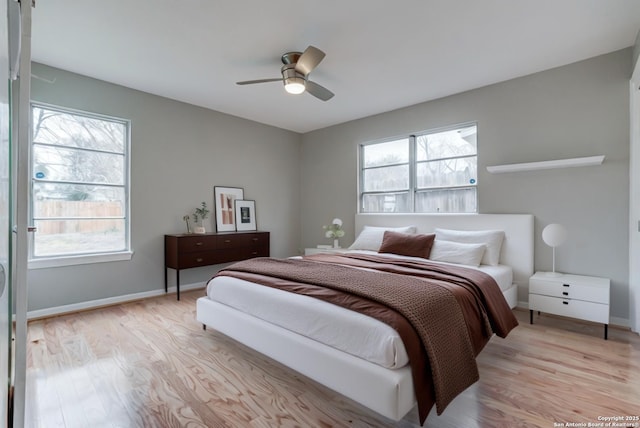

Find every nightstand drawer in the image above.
[529,294,609,324]
[530,278,609,304]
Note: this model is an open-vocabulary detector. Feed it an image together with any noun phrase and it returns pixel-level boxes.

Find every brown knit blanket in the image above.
[214,254,518,423]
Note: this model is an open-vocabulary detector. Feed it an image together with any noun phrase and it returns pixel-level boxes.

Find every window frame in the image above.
[358,122,478,214]
[28,102,133,269]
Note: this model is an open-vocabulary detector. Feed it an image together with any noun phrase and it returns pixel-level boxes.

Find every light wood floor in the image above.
[25,289,640,428]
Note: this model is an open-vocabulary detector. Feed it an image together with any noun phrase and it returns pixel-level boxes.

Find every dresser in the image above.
[529,271,610,339]
[165,231,270,300]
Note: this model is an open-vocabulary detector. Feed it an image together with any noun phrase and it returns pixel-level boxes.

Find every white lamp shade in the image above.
[542,223,567,248]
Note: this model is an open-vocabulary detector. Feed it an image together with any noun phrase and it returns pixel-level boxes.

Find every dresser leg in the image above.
[164,268,168,293]
[529,309,533,324]
[176,270,181,301]
[604,324,608,340]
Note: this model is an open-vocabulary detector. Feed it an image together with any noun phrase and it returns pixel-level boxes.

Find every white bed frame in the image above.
[197,213,533,422]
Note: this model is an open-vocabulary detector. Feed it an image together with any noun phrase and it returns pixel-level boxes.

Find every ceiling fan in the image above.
[236,45,334,101]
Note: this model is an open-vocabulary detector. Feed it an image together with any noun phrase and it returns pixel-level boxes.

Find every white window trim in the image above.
[28,250,134,269]
[29,102,132,266]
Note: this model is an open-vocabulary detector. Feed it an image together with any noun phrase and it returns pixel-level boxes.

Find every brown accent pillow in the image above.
[379,231,435,259]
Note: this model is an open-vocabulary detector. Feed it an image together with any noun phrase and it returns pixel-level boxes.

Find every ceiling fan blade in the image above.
[236,78,282,85]
[295,46,325,76]
[306,80,334,101]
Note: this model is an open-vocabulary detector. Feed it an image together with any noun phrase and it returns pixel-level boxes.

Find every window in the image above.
[359,123,477,213]
[30,103,131,265]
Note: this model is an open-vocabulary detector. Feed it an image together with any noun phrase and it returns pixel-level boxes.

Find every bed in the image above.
[196,213,534,423]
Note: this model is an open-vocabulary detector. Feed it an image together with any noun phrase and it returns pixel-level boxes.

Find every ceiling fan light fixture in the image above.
[284,76,306,95]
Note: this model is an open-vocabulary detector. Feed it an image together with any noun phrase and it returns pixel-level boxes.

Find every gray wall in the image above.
[28,63,302,311]
[634,29,640,72]
[301,49,631,321]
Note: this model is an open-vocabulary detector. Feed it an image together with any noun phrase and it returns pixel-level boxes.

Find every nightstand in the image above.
[529,271,610,339]
[304,247,350,255]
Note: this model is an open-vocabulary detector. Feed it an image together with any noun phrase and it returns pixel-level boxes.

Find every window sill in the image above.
[29,250,134,270]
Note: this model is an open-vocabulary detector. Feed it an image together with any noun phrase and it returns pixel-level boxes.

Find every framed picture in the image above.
[234,200,257,231]
[214,186,244,232]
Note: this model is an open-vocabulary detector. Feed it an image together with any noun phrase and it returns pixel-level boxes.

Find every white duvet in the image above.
[206,251,513,370]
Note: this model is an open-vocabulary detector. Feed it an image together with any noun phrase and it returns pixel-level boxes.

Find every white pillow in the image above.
[349,225,417,251]
[429,240,486,267]
[434,228,505,266]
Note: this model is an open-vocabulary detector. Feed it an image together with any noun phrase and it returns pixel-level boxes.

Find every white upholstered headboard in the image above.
[355,213,534,288]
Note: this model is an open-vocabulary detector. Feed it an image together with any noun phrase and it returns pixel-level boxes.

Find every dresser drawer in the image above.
[176,235,217,252]
[529,294,609,324]
[529,278,609,304]
[177,251,224,269]
[216,232,269,249]
[238,245,269,259]
[245,232,269,248]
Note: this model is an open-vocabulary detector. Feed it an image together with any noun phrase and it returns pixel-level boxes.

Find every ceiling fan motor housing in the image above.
[281,52,307,88]
[281,64,305,81]
[281,52,302,65]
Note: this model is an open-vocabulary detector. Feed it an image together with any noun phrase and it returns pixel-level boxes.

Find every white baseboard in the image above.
[516,300,630,329]
[610,316,629,328]
[27,282,206,320]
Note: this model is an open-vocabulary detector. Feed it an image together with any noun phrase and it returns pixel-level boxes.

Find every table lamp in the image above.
[542,223,567,276]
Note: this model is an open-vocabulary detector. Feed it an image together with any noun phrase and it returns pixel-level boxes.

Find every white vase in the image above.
[333,238,340,248]
[194,225,206,234]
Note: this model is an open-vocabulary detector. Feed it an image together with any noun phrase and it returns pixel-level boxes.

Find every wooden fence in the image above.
[36,201,124,235]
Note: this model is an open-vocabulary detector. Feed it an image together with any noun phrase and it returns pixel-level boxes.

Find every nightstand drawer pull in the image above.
[196,258,203,262]
[562,291,569,296]
[563,283,570,287]
[562,301,569,305]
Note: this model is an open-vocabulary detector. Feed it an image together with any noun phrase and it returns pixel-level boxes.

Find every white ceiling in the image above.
[31,1,640,134]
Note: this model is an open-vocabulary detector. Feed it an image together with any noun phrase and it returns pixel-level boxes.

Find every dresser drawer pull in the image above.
[252,238,259,241]
[562,301,569,305]
[562,291,569,296]
[195,242,204,246]
[563,283,570,287]
[224,239,232,243]
[251,251,258,255]
[196,258,203,262]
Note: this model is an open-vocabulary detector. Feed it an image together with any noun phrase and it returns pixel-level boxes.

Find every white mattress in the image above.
[205,252,513,370]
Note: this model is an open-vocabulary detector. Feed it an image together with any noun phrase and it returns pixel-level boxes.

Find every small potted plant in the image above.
[192,202,210,234]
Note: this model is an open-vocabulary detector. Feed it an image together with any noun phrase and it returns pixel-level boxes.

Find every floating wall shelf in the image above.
[486,155,605,174]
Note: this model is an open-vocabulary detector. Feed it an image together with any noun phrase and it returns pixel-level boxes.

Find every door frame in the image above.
[11,1,31,426]
[630,54,640,334]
